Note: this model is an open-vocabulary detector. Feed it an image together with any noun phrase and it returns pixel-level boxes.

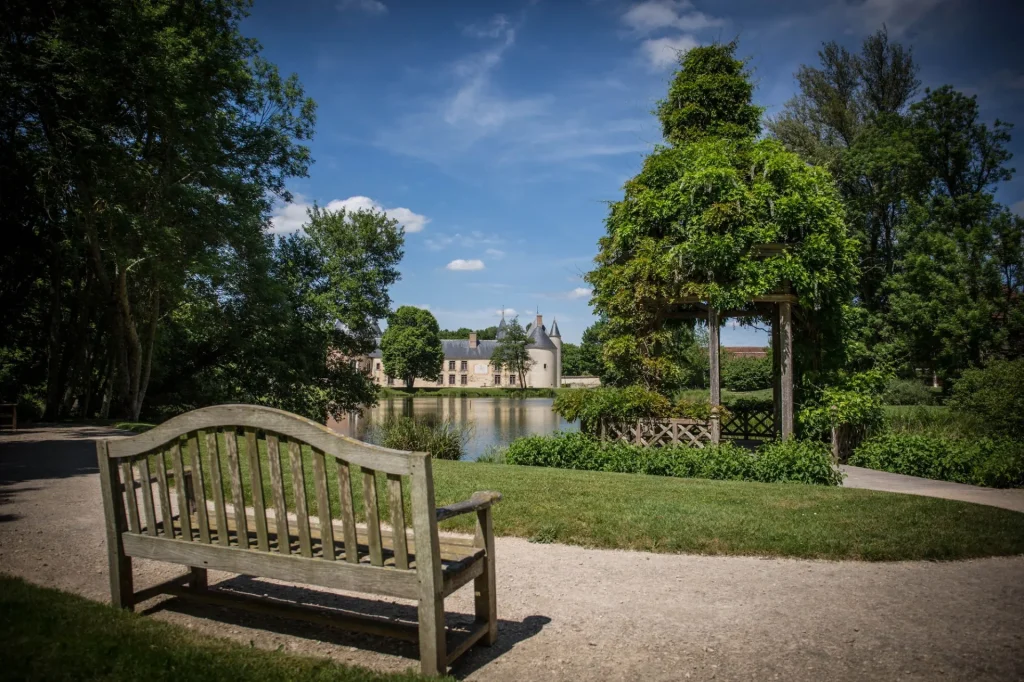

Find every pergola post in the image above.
[771,305,782,438]
[708,307,720,408]
[779,301,794,440]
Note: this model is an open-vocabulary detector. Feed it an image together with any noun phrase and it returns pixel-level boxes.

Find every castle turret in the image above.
[525,313,558,388]
[549,318,562,388]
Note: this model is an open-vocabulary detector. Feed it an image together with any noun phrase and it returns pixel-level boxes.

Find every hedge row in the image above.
[849,433,1024,488]
[504,431,843,486]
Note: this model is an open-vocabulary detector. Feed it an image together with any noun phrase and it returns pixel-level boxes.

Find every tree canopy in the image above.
[381,306,444,388]
[490,319,534,388]
[588,42,857,391]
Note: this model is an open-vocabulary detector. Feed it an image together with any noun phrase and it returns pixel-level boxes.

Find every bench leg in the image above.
[99,443,135,611]
[474,507,498,645]
[189,567,208,591]
[417,593,446,676]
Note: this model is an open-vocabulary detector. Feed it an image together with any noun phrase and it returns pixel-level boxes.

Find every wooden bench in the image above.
[96,404,501,675]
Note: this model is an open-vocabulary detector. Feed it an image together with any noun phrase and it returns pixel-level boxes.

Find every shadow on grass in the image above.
[144,574,550,678]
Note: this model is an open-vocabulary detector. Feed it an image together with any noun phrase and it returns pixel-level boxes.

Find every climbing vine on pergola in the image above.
[587,42,858,438]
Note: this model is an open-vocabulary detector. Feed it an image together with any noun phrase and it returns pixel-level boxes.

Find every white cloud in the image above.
[568,287,593,300]
[485,248,506,259]
[270,195,429,234]
[337,0,387,14]
[1012,200,1024,217]
[842,0,944,36]
[641,35,700,69]
[463,14,510,38]
[446,259,485,271]
[425,230,505,251]
[623,1,723,33]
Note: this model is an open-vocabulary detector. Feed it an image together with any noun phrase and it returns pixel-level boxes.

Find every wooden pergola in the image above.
[670,289,796,440]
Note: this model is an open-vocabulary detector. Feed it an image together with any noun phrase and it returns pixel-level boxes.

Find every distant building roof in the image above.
[723,346,768,358]
[548,318,561,338]
[369,339,500,360]
[527,322,557,351]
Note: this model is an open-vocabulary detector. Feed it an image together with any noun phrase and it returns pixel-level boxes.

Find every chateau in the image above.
[368,313,563,389]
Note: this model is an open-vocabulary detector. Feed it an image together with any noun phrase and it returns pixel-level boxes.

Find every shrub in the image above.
[755,440,845,486]
[552,387,671,433]
[505,431,842,485]
[368,415,467,460]
[799,370,886,440]
[882,378,935,406]
[721,355,772,392]
[948,359,1024,437]
[849,433,1024,488]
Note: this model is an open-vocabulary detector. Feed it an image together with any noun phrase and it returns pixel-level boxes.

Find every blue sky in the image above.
[255,0,1024,344]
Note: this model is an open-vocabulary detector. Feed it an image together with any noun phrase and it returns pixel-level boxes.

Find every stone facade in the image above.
[366,313,562,389]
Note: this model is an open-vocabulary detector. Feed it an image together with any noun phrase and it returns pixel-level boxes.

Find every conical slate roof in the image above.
[548,318,561,338]
[496,313,508,340]
[527,321,557,351]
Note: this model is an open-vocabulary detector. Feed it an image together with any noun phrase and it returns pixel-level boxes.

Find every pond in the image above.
[328,397,577,461]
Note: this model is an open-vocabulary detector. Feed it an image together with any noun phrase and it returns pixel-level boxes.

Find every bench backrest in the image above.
[97,405,442,581]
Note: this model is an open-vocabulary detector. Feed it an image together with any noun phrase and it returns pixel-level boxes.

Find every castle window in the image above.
[494,375,501,386]
[437,376,443,385]
[386,376,393,385]
[376,362,380,370]
[509,375,516,386]
[448,360,455,371]
[461,360,468,371]
[543,363,547,369]
[460,375,468,385]
[448,374,455,385]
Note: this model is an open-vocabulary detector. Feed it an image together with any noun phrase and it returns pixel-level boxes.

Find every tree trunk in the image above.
[43,259,64,420]
[133,289,159,421]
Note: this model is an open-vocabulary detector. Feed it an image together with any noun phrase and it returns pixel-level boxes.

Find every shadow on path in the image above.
[145,574,549,678]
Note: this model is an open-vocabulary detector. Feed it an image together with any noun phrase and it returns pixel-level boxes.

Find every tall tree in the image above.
[0,0,316,420]
[381,307,444,388]
[490,318,534,389]
[588,42,856,392]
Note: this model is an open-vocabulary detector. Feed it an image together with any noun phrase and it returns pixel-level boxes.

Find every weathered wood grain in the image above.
[362,468,383,567]
[266,434,290,554]
[189,433,211,543]
[170,441,193,541]
[312,448,335,560]
[99,441,133,609]
[224,429,249,548]
[245,429,269,552]
[205,430,229,547]
[288,439,312,558]
[337,461,359,564]
[137,458,158,537]
[387,474,409,570]
[121,461,141,534]
[155,449,175,538]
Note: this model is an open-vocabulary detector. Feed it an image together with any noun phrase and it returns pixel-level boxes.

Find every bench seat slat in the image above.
[337,461,359,563]
[205,430,230,546]
[246,429,269,552]
[121,533,419,600]
[155,449,175,538]
[171,441,193,541]
[312,448,334,560]
[266,434,290,554]
[137,458,158,537]
[288,439,313,558]
[189,433,210,543]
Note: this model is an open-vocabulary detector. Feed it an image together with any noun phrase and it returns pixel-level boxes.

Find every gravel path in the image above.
[842,464,1024,513]
[2,426,1023,681]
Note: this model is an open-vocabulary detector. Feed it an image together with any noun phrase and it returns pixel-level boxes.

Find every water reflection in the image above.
[328,397,576,461]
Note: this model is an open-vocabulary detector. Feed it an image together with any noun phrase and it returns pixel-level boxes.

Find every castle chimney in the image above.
[469,332,478,349]
[535,313,543,329]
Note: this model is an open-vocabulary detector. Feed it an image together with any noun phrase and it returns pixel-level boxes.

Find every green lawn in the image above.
[153,434,1024,562]
[0,575,443,682]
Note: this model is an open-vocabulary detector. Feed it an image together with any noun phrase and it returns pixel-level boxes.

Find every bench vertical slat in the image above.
[266,434,290,554]
[362,468,383,567]
[170,441,193,541]
[410,454,446,674]
[288,439,313,558]
[188,433,211,544]
[246,429,269,552]
[387,474,409,570]
[137,457,158,537]
[205,430,230,547]
[337,461,359,564]
[155,449,175,538]
[120,461,141,534]
[312,448,335,560]
[224,429,249,549]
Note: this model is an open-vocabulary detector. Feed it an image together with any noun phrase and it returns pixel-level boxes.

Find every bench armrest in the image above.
[435,491,502,522]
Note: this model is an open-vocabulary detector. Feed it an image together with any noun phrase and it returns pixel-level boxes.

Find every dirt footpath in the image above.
[2,426,1023,681]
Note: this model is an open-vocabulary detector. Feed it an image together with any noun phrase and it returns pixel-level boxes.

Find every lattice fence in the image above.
[599,418,713,448]
[721,407,774,441]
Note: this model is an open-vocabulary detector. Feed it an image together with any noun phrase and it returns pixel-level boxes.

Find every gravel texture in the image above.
[2,425,1023,681]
